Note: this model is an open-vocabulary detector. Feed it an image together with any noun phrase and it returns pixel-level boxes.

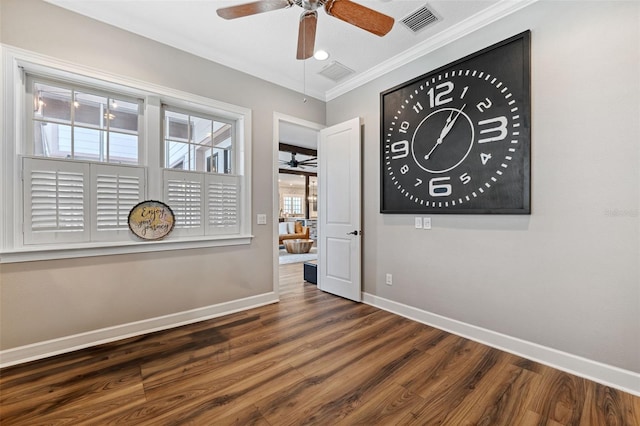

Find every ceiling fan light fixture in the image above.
[217,0,394,59]
[313,50,329,61]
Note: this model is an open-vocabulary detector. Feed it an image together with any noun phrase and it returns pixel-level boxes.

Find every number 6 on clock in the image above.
[429,177,452,197]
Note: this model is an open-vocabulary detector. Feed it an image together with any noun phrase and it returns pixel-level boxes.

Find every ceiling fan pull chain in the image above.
[303,55,307,103]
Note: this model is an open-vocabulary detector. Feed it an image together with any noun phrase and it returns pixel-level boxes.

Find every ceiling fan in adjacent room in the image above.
[217,0,395,59]
[280,152,317,169]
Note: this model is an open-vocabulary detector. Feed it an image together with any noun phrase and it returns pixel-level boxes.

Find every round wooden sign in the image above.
[128,200,175,240]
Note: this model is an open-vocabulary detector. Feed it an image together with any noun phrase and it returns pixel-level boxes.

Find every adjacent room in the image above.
[277,138,318,266]
[1,0,638,423]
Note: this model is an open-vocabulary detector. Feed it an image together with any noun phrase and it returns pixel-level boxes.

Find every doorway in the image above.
[273,113,324,298]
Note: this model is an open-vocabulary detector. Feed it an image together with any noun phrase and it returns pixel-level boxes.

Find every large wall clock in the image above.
[380,31,531,214]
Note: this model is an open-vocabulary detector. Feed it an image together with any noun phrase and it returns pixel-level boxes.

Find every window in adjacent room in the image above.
[283,196,303,215]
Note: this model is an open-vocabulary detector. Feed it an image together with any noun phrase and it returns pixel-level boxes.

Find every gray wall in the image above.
[327,1,639,373]
[0,0,325,349]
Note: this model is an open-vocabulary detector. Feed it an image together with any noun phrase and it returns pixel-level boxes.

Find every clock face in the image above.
[380,32,531,214]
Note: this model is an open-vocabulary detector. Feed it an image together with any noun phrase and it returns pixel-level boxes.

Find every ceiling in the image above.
[279,172,316,187]
[44,1,535,102]
[280,120,318,149]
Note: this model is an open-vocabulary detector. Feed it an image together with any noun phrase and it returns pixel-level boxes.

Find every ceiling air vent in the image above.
[400,5,439,33]
[318,61,355,82]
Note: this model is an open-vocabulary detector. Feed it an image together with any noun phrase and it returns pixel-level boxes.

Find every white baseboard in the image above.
[0,293,278,369]
[362,292,640,396]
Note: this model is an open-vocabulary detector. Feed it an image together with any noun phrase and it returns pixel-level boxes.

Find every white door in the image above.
[318,117,361,301]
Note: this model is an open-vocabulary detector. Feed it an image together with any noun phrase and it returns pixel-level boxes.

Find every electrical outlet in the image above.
[414,216,423,229]
[385,273,393,285]
[423,217,431,230]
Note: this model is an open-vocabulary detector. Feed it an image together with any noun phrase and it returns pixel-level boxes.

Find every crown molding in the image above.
[325,0,539,102]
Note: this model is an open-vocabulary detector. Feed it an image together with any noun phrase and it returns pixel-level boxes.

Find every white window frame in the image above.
[0,46,252,263]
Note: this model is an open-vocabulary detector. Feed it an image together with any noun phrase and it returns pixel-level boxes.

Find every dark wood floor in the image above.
[1,262,639,425]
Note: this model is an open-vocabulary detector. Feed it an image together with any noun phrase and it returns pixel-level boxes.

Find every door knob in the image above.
[346,230,359,236]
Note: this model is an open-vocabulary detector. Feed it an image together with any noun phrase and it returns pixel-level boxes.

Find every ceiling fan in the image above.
[280,152,318,169]
[217,0,395,59]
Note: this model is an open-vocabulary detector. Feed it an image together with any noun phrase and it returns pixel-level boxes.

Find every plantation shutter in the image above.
[164,170,204,236]
[206,174,240,235]
[23,157,90,244]
[92,164,146,241]
[163,170,241,237]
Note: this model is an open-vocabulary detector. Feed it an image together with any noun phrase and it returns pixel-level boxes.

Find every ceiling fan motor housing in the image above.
[301,0,321,11]
[217,0,394,59]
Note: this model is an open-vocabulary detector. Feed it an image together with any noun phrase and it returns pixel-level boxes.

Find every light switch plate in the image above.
[414,216,423,229]
[257,214,267,225]
[423,217,431,229]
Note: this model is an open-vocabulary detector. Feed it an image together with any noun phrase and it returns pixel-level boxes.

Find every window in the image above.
[31,78,141,164]
[0,47,252,261]
[163,108,233,173]
[162,106,239,237]
[283,196,303,215]
[23,77,145,245]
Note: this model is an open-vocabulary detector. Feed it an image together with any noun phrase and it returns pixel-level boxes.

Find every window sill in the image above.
[0,234,254,264]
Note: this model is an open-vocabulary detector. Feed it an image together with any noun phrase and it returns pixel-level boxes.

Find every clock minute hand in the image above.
[440,104,466,140]
[424,104,467,160]
[424,111,453,160]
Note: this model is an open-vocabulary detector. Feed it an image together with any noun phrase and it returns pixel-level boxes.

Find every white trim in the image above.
[362,292,640,397]
[0,234,253,264]
[0,292,278,369]
[1,44,250,117]
[325,0,539,101]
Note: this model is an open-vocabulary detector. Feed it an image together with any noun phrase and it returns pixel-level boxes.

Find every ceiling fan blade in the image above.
[324,0,394,37]
[297,10,317,60]
[217,0,292,20]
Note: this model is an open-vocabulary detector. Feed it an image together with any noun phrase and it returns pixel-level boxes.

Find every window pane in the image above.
[208,147,232,174]
[166,110,189,141]
[74,127,103,161]
[167,141,189,169]
[192,143,210,172]
[192,115,213,146]
[34,122,72,158]
[207,152,219,173]
[74,91,108,129]
[109,98,139,133]
[212,122,232,148]
[109,132,138,164]
[34,82,71,123]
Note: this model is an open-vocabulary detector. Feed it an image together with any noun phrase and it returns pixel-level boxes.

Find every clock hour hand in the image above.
[425,104,467,160]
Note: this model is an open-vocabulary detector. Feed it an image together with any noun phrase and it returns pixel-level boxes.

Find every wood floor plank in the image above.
[529,368,588,425]
[1,262,638,425]
[435,358,541,425]
[1,365,146,425]
[255,322,430,425]
[579,381,640,426]
[335,382,425,425]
